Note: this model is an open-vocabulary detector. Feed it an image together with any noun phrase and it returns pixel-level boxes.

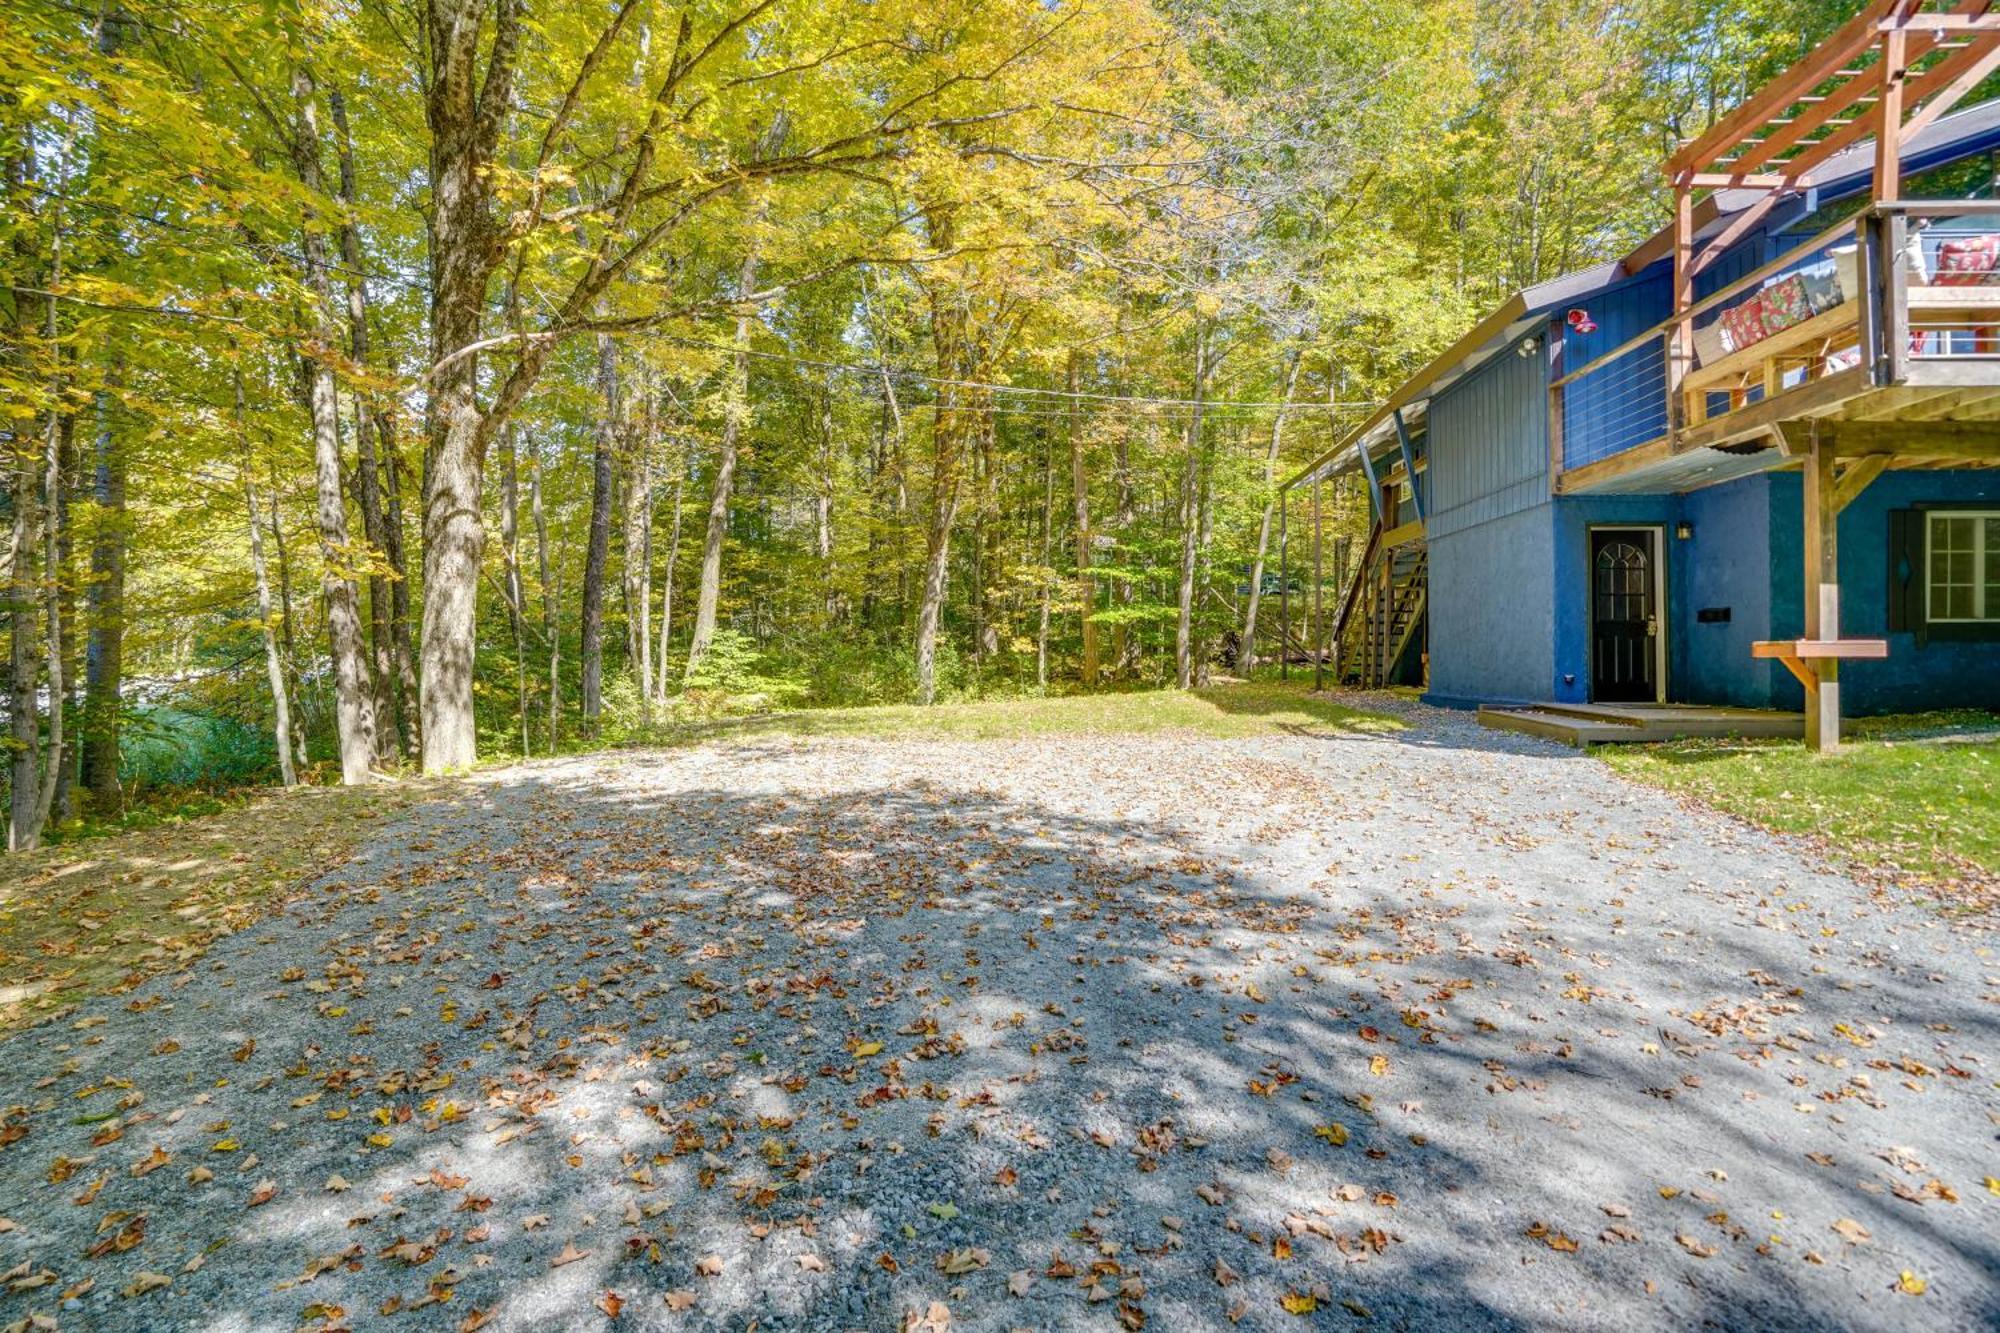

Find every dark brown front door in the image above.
[1591,530,1657,703]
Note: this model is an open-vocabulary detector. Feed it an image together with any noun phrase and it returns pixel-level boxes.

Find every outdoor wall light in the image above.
[1676,521,1694,540]
[1516,337,1539,358]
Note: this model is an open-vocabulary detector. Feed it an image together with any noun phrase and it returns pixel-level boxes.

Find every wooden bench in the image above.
[1751,637,1888,692]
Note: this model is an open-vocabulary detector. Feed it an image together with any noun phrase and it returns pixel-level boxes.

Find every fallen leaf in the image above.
[904,1299,950,1332]
[1898,1270,1927,1296]
[1280,1291,1318,1315]
[121,1272,171,1298]
[663,1289,697,1311]
[936,1247,989,1275]
[1675,1233,1717,1259]
[595,1291,623,1318]
[694,1254,723,1278]
[552,1242,590,1268]
[1831,1218,1870,1245]
[1008,1270,1033,1297]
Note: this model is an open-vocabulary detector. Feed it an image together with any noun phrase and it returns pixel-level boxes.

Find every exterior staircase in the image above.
[1329,524,1427,688]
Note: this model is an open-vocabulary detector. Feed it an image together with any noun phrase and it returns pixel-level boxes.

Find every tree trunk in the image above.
[915,264,980,706]
[51,405,79,825]
[8,297,46,849]
[416,0,517,774]
[579,334,618,722]
[1241,348,1302,673]
[1068,351,1097,687]
[330,87,404,763]
[1175,325,1210,690]
[622,377,655,724]
[81,359,125,810]
[240,372,298,788]
[532,443,558,750]
[1113,419,1137,676]
[501,424,529,756]
[685,240,761,683]
[1037,419,1054,690]
[653,442,684,703]
[815,369,836,621]
[291,65,376,784]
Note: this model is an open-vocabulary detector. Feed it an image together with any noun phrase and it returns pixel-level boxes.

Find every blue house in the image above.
[1295,6,2000,747]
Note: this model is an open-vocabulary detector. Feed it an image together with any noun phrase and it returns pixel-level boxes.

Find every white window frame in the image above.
[1926,510,2000,623]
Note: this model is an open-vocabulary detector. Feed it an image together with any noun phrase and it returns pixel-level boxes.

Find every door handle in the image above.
[1645,616,1658,636]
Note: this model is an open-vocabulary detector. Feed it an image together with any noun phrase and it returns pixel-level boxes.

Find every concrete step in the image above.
[1478,703,1805,746]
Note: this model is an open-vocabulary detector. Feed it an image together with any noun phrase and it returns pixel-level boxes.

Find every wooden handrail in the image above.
[1327,521,1383,660]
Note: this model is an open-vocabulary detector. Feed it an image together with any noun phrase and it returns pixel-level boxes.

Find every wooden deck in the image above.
[1477,702,1804,747]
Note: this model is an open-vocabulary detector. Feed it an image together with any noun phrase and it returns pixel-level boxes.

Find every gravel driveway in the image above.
[1,701,1995,1332]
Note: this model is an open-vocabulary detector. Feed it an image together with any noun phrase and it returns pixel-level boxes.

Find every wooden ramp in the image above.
[1477,702,1804,747]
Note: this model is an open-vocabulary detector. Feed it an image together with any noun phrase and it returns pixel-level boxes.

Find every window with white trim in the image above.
[1926,510,2000,622]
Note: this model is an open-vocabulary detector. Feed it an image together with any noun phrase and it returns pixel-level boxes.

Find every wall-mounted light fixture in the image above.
[1517,337,1539,358]
[1675,520,1694,541]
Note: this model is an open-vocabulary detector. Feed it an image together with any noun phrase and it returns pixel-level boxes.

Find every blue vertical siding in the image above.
[1425,344,1549,539]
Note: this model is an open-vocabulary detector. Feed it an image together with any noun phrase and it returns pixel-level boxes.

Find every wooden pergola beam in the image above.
[1668,0,1906,176]
[1735,0,1990,174]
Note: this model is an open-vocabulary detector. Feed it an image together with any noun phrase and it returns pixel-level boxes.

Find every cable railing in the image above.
[1549,198,2000,474]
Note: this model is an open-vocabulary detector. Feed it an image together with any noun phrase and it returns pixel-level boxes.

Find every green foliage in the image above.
[120,707,279,793]
[2,0,1914,813]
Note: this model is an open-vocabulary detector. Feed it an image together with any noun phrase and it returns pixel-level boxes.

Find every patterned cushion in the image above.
[1757,275,1812,332]
[1934,233,2000,286]
[1720,297,1768,349]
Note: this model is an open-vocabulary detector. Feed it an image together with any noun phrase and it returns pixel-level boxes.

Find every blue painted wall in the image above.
[1679,474,1778,706]
[1767,469,2000,713]
[1428,504,1555,705]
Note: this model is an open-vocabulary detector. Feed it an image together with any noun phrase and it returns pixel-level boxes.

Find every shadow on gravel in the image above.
[0,743,1993,1333]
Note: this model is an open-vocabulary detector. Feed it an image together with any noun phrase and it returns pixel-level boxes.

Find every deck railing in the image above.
[1549,199,2000,473]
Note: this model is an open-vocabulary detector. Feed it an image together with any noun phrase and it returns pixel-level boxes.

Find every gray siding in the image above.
[1425,343,1549,540]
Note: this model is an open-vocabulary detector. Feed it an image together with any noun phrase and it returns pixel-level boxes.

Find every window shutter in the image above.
[1886,509,1925,638]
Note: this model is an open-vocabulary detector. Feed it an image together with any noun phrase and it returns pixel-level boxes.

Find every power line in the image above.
[663,336,1374,412]
[25,190,1374,416]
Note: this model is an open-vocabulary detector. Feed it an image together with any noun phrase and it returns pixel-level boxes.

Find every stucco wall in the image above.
[1426,503,1556,706]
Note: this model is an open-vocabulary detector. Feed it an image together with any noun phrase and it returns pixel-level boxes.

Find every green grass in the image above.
[1603,712,2000,898]
[0,780,435,1035]
[636,679,1403,745]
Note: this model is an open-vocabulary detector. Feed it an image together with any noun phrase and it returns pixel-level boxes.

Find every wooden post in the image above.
[1311,476,1324,692]
[1670,176,1694,436]
[1875,25,1907,207]
[1802,432,1841,751]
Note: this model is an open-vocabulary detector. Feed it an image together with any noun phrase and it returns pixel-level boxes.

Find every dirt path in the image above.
[1,705,1994,1331]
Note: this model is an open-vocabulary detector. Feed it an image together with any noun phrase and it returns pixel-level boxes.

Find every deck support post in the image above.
[1802,432,1842,752]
